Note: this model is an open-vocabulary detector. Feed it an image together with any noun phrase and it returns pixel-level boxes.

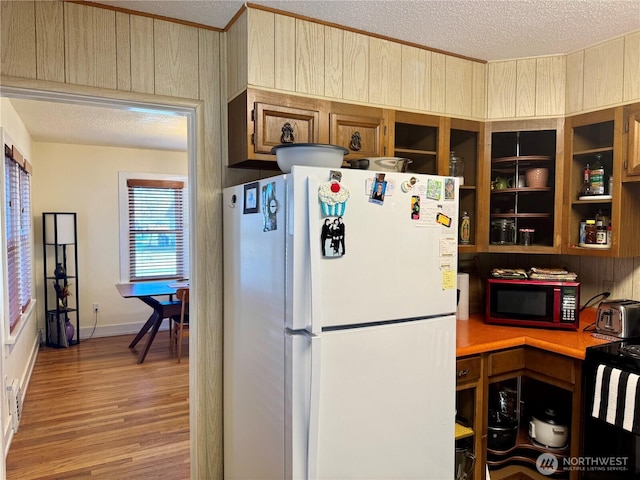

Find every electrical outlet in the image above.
[93,303,99,313]
[602,281,615,297]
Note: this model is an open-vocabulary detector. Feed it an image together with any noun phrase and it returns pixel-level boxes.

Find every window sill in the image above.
[5,299,37,346]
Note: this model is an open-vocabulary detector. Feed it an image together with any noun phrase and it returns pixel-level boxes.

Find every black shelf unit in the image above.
[43,212,79,347]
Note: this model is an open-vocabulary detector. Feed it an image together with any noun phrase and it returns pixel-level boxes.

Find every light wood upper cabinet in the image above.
[445,56,474,117]
[488,57,565,119]
[535,56,565,116]
[583,38,624,111]
[487,61,517,119]
[229,7,639,121]
[342,31,369,104]
[368,37,402,107]
[401,45,431,112]
[324,27,344,99]
[247,8,275,90]
[296,20,325,96]
[624,32,640,102]
[275,15,296,92]
[226,9,249,99]
[430,53,446,113]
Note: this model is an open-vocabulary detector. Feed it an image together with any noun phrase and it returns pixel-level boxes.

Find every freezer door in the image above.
[286,166,459,332]
[289,316,456,480]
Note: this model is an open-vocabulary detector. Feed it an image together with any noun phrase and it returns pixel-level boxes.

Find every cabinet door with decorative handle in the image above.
[254,102,320,154]
[625,106,640,178]
[329,105,385,160]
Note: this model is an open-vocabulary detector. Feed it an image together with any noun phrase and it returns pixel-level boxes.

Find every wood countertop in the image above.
[456,308,612,360]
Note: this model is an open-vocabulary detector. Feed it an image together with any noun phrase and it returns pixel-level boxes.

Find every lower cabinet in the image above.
[458,347,582,480]
[456,355,484,480]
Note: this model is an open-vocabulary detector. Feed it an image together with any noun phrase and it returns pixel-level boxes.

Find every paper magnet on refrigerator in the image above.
[262,182,278,232]
[369,173,387,205]
[321,216,346,257]
[411,196,420,220]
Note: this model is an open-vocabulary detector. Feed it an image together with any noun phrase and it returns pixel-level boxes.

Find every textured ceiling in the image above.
[6,0,640,153]
[8,99,188,152]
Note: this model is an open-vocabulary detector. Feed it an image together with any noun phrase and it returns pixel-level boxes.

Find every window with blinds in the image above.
[4,144,33,332]
[127,179,185,282]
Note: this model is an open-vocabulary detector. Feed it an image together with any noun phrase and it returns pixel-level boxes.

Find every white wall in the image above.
[0,98,38,463]
[31,142,188,339]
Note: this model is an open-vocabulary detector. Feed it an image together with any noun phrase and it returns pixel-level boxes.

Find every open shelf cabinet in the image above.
[563,107,640,257]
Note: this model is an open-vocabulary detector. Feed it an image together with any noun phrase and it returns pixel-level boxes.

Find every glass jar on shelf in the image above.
[449,151,464,184]
[491,219,516,245]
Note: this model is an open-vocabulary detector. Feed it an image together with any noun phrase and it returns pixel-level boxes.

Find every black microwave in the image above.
[485,278,580,330]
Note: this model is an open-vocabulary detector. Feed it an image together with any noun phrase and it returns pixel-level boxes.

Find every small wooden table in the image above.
[116,281,186,364]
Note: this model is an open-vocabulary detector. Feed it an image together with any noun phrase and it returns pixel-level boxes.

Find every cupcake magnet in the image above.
[318,178,350,217]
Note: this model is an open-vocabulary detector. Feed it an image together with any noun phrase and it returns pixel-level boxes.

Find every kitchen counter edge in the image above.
[456,308,610,360]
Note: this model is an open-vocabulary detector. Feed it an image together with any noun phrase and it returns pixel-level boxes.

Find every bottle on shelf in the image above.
[460,211,471,245]
[595,210,607,245]
[590,155,605,196]
[578,163,592,198]
[585,219,597,244]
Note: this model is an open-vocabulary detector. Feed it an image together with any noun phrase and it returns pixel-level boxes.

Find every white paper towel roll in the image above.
[457,273,469,320]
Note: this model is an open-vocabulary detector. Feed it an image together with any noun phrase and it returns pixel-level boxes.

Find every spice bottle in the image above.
[578,163,592,197]
[595,210,608,245]
[590,155,605,195]
[585,219,597,244]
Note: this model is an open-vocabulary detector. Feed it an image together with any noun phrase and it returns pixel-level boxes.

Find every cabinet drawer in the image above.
[488,348,525,377]
[456,356,481,384]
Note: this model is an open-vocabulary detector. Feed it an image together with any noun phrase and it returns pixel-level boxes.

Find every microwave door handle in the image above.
[553,287,561,323]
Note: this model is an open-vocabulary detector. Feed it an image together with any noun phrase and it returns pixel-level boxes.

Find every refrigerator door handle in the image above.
[307,334,321,480]
[307,177,322,334]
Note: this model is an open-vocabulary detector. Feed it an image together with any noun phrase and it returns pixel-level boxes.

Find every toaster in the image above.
[596,299,640,338]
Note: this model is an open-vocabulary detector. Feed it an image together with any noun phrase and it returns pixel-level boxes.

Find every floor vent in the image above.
[7,379,22,432]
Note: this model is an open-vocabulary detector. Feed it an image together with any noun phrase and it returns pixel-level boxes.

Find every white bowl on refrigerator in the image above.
[271,143,349,173]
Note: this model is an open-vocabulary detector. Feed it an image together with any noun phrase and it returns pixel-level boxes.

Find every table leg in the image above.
[129,311,159,348]
[136,314,164,364]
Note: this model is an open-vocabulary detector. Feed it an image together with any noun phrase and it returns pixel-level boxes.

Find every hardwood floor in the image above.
[6,331,190,479]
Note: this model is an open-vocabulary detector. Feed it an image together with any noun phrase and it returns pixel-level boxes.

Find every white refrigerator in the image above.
[223,165,459,480]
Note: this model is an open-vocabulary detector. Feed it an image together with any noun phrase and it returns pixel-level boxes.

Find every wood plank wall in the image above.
[226,8,487,119]
[226,8,640,121]
[0,1,226,479]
